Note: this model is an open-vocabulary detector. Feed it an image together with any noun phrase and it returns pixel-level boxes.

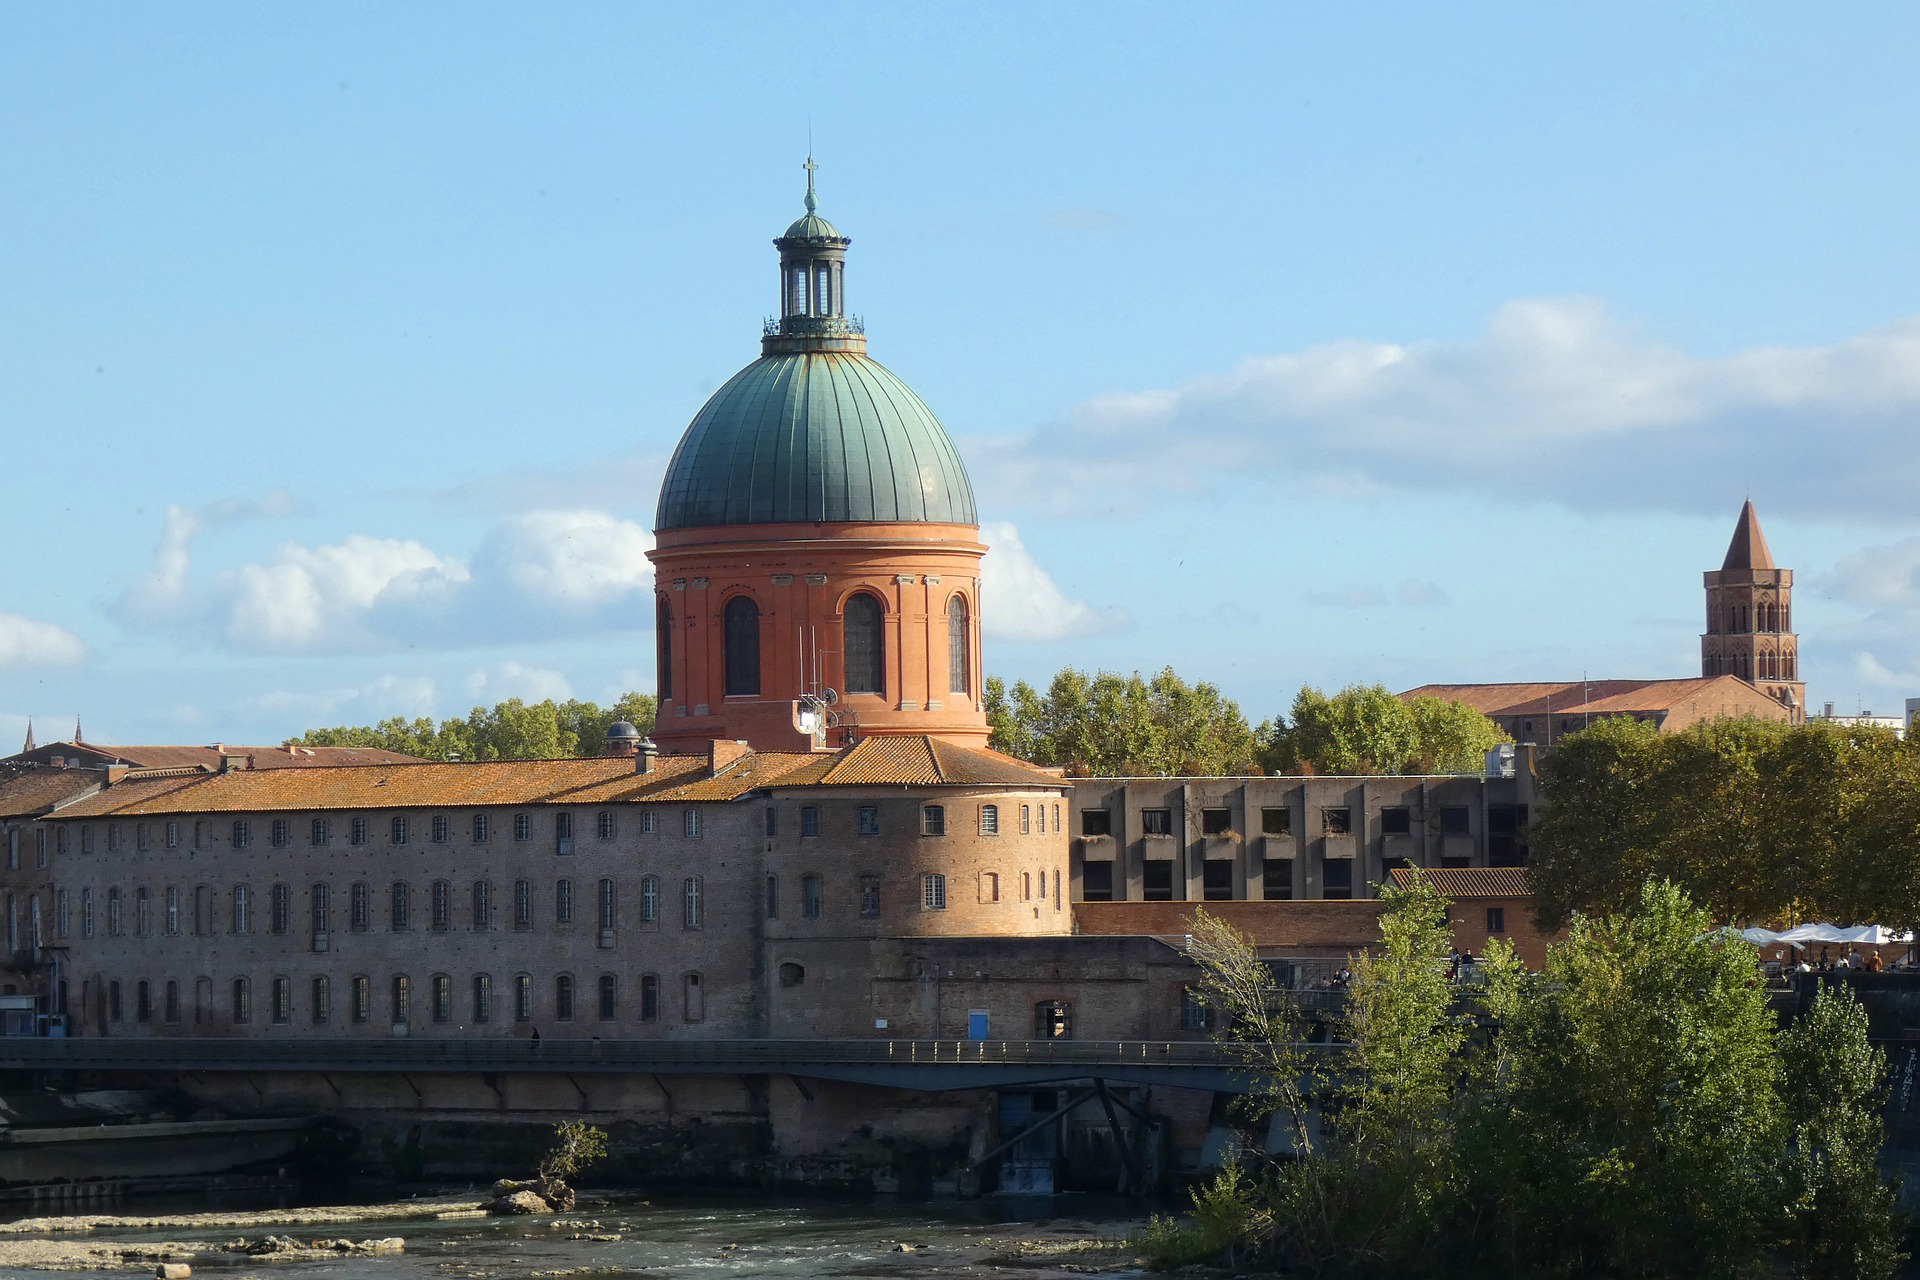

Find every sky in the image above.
[6,3,1920,746]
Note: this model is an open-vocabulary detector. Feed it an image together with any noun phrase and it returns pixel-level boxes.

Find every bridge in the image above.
[0,1036,1308,1093]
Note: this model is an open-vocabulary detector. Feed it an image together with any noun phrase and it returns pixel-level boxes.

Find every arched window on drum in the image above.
[844,593,885,695]
[655,595,673,700]
[947,594,970,696]
[723,596,761,697]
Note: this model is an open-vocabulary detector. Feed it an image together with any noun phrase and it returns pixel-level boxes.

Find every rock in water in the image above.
[489,1189,553,1216]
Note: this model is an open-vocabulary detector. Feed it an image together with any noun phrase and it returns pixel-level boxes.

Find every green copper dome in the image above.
[655,350,977,530]
[782,211,842,240]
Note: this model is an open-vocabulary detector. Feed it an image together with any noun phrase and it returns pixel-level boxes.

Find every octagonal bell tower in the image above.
[648,161,990,753]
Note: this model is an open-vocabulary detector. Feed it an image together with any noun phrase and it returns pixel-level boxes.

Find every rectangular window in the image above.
[473,880,492,930]
[135,887,150,935]
[165,887,180,935]
[641,810,656,835]
[431,815,449,844]
[107,824,121,853]
[1142,860,1175,902]
[431,881,451,931]
[921,805,946,837]
[311,883,330,940]
[1324,859,1354,899]
[472,974,491,1023]
[515,879,532,930]
[1487,907,1507,934]
[515,974,532,1022]
[1037,805,1046,834]
[311,818,329,846]
[763,807,776,838]
[391,816,409,846]
[598,811,616,841]
[229,885,247,934]
[980,805,999,835]
[858,806,879,837]
[311,976,330,1025]
[1263,858,1294,901]
[351,817,369,846]
[1020,804,1031,835]
[1439,806,1471,835]
[599,974,617,1021]
[433,975,452,1022]
[641,974,659,1022]
[556,811,574,854]
[860,875,881,918]
[134,823,149,853]
[640,876,658,923]
[1201,808,1232,837]
[682,877,701,928]
[682,809,701,839]
[1034,1000,1073,1039]
[1202,859,1235,901]
[556,974,575,1021]
[514,812,532,842]
[1080,809,1112,837]
[599,878,619,933]
[391,881,410,930]
[1141,808,1173,836]
[801,806,820,837]
[1380,807,1412,836]
[682,972,703,1022]
[765,875,779,919]
[556,878,574,924]
[391,975,410,1024]
[162,823,177,852]
[270,819,289,848]
[106,887,122,936]
[232,820,250,849]
[270,884,290,934]
[1322,807,1352,836]
[802,874,822,919]
[165,980,181,1024]
[232,977,251,1025]
[473,813,491,843]
[922,873,947,910]
[1081,861,1114,902]
[1180,988,1215,1032]
[351,882,370,931]
[353,976,370,1024]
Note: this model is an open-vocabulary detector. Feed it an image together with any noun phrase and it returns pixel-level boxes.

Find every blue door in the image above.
[968,1010,990,1040]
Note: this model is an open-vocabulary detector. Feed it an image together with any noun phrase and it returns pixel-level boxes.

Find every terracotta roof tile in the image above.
[1390,866,1533,897]
[0,768,104,819]
[1401,677,1756,719]
[24,742,423,771]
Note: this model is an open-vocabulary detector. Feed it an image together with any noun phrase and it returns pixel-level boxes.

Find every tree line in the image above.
[291,693,657,762]
[985,669,1508,777]
[1146,876,1902,1279]
[1529,716,1920,931]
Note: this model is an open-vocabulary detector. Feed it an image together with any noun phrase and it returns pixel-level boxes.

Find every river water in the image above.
[0,1194,1153,1280]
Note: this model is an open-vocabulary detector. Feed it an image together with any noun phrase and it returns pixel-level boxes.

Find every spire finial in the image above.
[22,719,34,753]
[73,716,83,744]
[803,153,818,215]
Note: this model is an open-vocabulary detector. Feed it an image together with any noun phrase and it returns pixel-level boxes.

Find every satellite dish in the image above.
[822,688,840,706]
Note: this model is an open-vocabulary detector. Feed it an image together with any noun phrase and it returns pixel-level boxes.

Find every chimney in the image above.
[219,754,248,774]
[634,738,660,774]
[104,764,130,786]
[708,739,752,773]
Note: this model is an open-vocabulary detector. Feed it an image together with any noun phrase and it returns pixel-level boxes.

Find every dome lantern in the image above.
[766,156,863,357]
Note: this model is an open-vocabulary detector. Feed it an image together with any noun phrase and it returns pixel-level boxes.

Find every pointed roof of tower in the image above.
[1721,500,1776,571]
[73,717,84,744]
[21,720,33,753]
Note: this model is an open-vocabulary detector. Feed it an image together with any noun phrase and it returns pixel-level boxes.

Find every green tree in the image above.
[983,666,1259,776]
[290,693,656,762]
[1777,984,1905,1280]
[1260,684,1507,776]
[1472,880,1786,1278]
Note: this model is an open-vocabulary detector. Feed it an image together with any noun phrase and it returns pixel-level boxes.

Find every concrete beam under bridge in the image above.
[0,1037,1315,1094]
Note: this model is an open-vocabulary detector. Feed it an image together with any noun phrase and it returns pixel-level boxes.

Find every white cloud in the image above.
[223,536,470,651]
[967,299,1920,522]
[979,521,1129,642]
[474,510,653,607]
[117,490,311,625]
[246,674,440,724]
[465,662,573,704]
[1823,539,1920,610]
[0,612,86,667]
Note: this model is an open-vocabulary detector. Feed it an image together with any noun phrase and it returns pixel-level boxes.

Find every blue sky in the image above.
[6,3,1920,745]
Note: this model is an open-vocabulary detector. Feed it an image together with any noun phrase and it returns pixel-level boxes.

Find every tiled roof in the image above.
[1402,677,1749,719]
[1721,499,1776,572]
[1390,866,1533,898]
[0,768,104,819]
[18,742,423,770]
[46,736,1060,819]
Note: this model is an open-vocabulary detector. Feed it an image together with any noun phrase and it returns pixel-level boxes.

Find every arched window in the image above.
[656,596,673,700]
[844,593,885,694]
[231,976,251,1024]
[472,974,492,1023]
[947,595,970,696]
[431,974,452,1023]
[312,975,330,1025]
[555,973,575,1021]
[724,596,761,697]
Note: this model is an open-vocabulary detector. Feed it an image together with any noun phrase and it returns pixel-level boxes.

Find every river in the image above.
[0,1193,1154,1279]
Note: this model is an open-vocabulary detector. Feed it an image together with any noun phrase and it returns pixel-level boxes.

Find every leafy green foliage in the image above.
[539,1120,609,1181]
[1259,684,1510,776]
[983,667,1260,776]
[1530,718,1920,930]
[291,693,657,762]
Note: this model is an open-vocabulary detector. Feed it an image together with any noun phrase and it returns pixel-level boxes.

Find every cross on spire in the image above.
[803,154,818,214]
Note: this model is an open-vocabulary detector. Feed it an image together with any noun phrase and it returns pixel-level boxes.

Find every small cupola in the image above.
[765,156,862,355]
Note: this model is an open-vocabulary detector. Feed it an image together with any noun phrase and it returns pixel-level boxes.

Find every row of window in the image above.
[687,591,974,703]
[78,970,705,1028]
[1078,852,1517,903]
[1080,804,1515,839]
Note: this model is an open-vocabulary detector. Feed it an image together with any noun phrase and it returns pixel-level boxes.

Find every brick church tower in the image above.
[647,162,990,753]
[1701,500,1804,721]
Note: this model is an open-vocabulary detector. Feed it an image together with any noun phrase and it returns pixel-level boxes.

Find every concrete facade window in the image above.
[163,823,177,851]
[432,974,452,1022]
[802,874,822,918]
[921,805,946,837]
[514,879,532,930]
[351,818,368,846]
[311,818,329,847]
[1141,808,1173,837]
[312,976,330,1025]
[922,873,947,911]
[271,819,289,849]
[431,880,451,932]
[390,881,410,930]
[947,594,970,696]
[682,972,703,1022]
[599,879,619,936]
[1142,861,1175,902]
[1439,806,1470,835]
[980,804,999,835]
[556,878,574,924]
[858,806,879,836]
[1081,862,1113,901]
[1201,809,1232,837]
[597,811,616,841]
[1180,988,1214,1032]
[860,876,881,918]
[514,974,532,1022]
[352,976,370,1024]
[351,882,370,932]
[1322,808,1352,836]
[391,816,409,846]
[555,812,574,855]
[683,809,701,839]
[1081,809,1112,838]
[641,811,656,835]
[431,815,449,844]
[1324,859,1354,900]
[555,974,575,1021]
[229,885,248,935]
[843,593,885,695]
[641,974,659,1021]
[1380,807,1412,837]
[227,820,248,850]
[723,596,762,697]
[1263,859,1294,901]
[232,977,251,1025]
[1034,1001,1072,1039]
[310,883,329,945]
[598,974,617,1021]
[513,812,531,842]
[270,884,290,935]
[473,813,491,843]
[392,975,411,1024]
[801,806,820,837]
[682,877,702,929]
[1202,861,1233,901]
[473,880,493,931]
[639,876,658,923]
[472,974,492,1023]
